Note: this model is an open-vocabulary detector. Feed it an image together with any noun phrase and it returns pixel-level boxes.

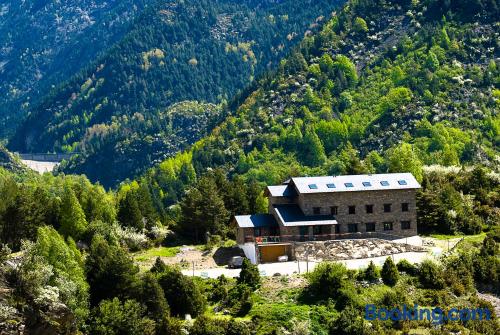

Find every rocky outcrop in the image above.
[294,238,425,261]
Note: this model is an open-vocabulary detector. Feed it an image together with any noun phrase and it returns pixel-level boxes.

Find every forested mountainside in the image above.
[125,0,499,214]
[8,0,343,163]
[59,101,222,187]
[0,146,24,173]
[0,1,499,334]
[0,0,150,137]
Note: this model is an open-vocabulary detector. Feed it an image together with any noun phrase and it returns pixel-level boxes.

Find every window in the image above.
[269,226,279,236]
[401,203,409,212]
[348,224,358,233]
[362,181,372,187]
[330,206,338,215]
[401,221,411,230]
[365,204,374,214]
[299,226,308,236]
[308,184,318,189]
[254,227,262,237]
[383,222,393,231]
[380,180,390,186]
[313,207,321,215]
[398,180,407,185]
[313,225,323,235]
[365,222,376,232]
[348,205,356,214]
[327,183,336,189]
[344,182,354,188]
[335,225,340,234]
[384,203,392,212]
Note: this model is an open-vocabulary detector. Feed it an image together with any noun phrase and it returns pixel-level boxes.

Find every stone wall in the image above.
[294,238,425,261]
[297,189,417,237]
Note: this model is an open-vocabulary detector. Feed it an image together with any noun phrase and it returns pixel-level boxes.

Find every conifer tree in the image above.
[381,257,399,286]
[59,187,87,240]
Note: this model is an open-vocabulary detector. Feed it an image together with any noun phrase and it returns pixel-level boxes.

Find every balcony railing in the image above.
[244,231,414,244]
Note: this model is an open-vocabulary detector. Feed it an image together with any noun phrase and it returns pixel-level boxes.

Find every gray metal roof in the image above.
[266,185,297,197]
[273,204,338,226]
[289,173,420,194]
[234,214,278,228]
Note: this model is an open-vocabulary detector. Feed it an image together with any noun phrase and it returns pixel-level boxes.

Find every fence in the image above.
[245,231,417,245]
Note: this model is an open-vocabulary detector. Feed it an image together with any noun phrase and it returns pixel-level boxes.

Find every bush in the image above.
[328,305,364,335]
[381,257,399,286]
[238,258,260,290]
[418,260,445,289]
[362,261,380,282]
[223,283,253,316]
[157,266,206,317]
[396,259,418,275]
[90,298,155,335]
[307,262,349,299]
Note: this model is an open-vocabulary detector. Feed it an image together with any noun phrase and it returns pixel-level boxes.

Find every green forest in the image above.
[0,0,499,333]
[8,0,343,187]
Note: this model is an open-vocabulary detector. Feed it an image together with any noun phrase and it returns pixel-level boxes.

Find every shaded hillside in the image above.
[0,0,150,137]
[127,0,498,211]
[9,0,343,158]
[57,101,222,187]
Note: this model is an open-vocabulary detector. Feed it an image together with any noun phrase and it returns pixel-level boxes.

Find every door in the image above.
[259,245,288,263]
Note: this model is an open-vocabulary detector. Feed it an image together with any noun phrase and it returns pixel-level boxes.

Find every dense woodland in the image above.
[0,0,499,333]
[8,0,342,186]
[0,0,150,137]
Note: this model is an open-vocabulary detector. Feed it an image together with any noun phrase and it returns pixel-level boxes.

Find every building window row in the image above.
[343,221,412,233]
[318,203,410,215]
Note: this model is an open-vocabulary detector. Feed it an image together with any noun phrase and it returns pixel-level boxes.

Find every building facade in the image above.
[234,173,420,263]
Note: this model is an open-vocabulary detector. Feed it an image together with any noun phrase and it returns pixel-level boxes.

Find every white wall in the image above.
[239,243,257,264]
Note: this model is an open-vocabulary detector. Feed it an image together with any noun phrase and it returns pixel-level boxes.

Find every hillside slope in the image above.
[130,0,499,210]
[0,0,150,137]
[9,0,342,156]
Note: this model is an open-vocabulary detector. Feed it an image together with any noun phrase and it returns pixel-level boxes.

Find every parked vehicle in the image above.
[228,256,245,268]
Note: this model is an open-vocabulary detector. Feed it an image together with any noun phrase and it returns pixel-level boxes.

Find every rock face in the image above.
[294,238,425,261]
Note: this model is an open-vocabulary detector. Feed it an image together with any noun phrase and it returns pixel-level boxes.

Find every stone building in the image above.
[233,173,420,263]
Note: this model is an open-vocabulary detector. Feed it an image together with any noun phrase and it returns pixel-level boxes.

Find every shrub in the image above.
[418,260,445,289]
[157,266,206,317]
[90,298,155,335]
[307,262,349,299]
[362,261,380,282]
[381,257,399,286]
[224,283,253,316]
[396,259,418,275]
[328,305,364,335]
[238,258,260,289]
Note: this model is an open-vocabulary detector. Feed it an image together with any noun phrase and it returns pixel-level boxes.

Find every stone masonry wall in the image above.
[297,189,417,237]
[294,238,425,261]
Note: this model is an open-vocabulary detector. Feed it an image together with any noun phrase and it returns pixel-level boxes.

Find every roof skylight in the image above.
[326,183,336,188]
[380,181,390,186]
[344,182,354,188]
[308,184,318,189]
[398,180,407,185]
[362,181,372,187]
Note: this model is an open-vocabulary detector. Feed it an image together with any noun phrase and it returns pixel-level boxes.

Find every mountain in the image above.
[130,0,499,210]
[8,0,343,161]
[0,146,25,173]
[0,0,151,138]
[58,101,222,186]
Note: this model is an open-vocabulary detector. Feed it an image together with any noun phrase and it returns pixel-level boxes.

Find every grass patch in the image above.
[134,246,181,262]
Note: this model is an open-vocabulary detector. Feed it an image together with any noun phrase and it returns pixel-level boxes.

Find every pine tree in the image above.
[302,127,327,166]
[238,258,260,290]
[363,261,379,282]
[59,187,87,240]
[117,191,143,230]
[381,257,399,286]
